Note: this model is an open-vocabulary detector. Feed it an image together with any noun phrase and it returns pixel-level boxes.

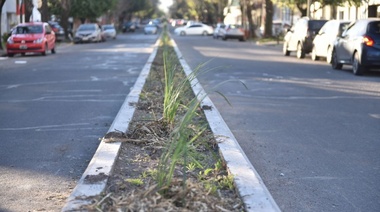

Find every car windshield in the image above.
[368,21,380,34]
[15,25,43,34]
[78,25,95,31]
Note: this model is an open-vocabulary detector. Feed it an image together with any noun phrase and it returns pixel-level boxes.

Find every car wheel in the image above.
[352,52,366,75]
[326,46,333,64]
[8,53,14,57]
[51,47,56,54]
[222,36,227,41]
[283,42,290,56]
[202,31,208,36]
[21,53,25,56]
[311,46,319,61]
[42,44,48,56]
[296,43,305,59]
[239,36,246,42]
[180,31,186,36]
[331,49,343,70]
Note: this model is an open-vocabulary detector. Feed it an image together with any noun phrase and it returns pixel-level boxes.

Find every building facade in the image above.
[223,0,380,37]
[1,0,18,35]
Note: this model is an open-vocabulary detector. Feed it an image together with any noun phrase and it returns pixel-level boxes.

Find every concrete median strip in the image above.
[62,36,280,212]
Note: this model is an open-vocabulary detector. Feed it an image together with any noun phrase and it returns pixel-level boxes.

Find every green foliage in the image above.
[2,32,10,47]
[125,178,144,186]
[170,0,228,24]
[69,0,118,21]
[274,0,362,17]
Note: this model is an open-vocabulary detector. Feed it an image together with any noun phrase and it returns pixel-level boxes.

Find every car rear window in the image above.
[15,25,43,34]
[368,21,380,34]
[309,21,327,30]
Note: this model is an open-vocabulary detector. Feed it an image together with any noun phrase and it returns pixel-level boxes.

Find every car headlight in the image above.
[7,37,14,44]
[34,38,43,43]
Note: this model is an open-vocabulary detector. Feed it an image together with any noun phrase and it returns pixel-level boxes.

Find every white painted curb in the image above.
[61,38,161,211]
[62,33,280,212]
[170,36,281,212]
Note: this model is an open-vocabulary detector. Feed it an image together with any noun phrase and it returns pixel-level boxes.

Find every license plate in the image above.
[20,45,27,49]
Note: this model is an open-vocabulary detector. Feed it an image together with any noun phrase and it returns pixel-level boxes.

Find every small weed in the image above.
[125,178,144,186]
[217,175,235,190]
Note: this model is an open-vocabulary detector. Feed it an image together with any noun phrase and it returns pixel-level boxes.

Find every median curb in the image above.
[61,38,160,211]
[62,35,280,212]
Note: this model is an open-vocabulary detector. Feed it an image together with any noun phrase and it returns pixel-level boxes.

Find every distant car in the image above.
[174,23,213,36]
[220,24,246,41]
[48,21,65,42]
[6,22,56,57]
[311,20,351,63]
[101,24,117,39]
[283,17,328,58]
[74,23,102,44]
[332,18,380,75]
[144,23,158,34]
[213,23,226,39]
[122,22,136,32]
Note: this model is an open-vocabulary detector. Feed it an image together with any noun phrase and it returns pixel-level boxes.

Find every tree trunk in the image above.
[246,1,255,39]
[25,0,33,22]
[264,0,273,37]
[0,0,5,50]
[297,4,307,17]
[59,0,71,40]
[41,0,48,22]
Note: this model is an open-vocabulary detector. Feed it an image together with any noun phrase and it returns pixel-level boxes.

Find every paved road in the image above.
[0,32,159,211]
[172,34,380,212]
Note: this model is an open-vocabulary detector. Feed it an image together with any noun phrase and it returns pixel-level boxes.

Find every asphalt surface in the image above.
[0,33,159,211]
[171,34,380,211]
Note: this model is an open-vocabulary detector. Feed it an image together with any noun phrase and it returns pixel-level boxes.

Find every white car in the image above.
[101,24,117,39]
[174,23,213,36]
[74,23,102,43]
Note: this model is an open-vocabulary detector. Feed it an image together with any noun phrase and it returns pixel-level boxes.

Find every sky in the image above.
[159,0,173,13]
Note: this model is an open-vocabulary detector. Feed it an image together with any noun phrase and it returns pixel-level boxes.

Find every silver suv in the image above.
[220,24,246,42]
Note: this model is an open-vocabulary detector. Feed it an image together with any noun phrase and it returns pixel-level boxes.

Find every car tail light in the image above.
[363,36,374,47]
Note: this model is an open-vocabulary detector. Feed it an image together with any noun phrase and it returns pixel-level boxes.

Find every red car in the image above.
[6,22,56,57]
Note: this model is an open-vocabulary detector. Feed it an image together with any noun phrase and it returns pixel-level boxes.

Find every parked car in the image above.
[219,24,246,41]
[213,23,225,39]
[311,20,351,63]
[144,23,158,34]
[122,22,136,32]
[332,18,380,75]
[101,24,117,39]
[283,17,328,58]
[73,23,102,44]
[48,21,65,42]
[6,22,56,57]
[174,23,213,36]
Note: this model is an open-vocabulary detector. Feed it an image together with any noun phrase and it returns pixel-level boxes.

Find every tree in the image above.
[275,0,362,17]
[264,0,273,37]
[0,0,6,50]
[169,0,227,24]
[70,0,118,23]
